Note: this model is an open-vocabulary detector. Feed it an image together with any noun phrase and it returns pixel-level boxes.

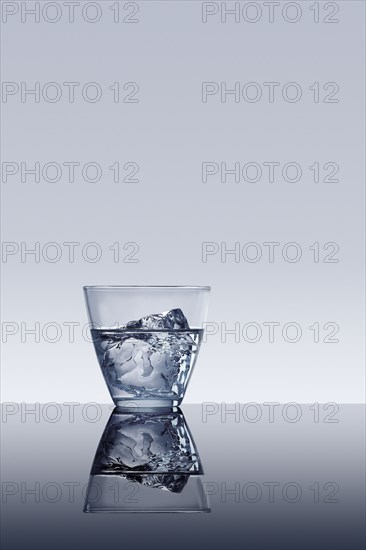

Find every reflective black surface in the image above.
[1,404,365,549]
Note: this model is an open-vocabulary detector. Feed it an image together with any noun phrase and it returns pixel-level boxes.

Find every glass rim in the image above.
[83,285,211,291]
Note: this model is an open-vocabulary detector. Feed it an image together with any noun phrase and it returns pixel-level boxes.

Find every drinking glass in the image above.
[83,286,210,408]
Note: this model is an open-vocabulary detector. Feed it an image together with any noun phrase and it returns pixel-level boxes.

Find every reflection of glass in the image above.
[83,286,210,408]
[84,409,210,512]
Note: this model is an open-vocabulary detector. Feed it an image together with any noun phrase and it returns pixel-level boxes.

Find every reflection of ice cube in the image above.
[92,411,203,476]
[85,410,211,511]
[125,308,190,330]
[121,473,189,493]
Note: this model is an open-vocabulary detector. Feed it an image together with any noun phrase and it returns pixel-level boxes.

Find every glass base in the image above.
[114,398,182,411]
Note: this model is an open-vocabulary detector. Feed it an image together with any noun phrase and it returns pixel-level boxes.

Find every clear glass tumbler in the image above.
[83,286,210,408]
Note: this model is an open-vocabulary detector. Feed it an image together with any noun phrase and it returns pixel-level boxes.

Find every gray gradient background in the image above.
[1,1,365,403]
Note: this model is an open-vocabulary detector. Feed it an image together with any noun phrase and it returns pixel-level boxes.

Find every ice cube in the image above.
[94,308,200,399]
[125,308,190,331]
[104,337,172,392]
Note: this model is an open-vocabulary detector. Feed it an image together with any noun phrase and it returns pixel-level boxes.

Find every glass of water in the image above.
[83,286,211,409]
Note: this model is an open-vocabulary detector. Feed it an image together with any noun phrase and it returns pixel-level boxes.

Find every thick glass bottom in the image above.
[114,398,182,411]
